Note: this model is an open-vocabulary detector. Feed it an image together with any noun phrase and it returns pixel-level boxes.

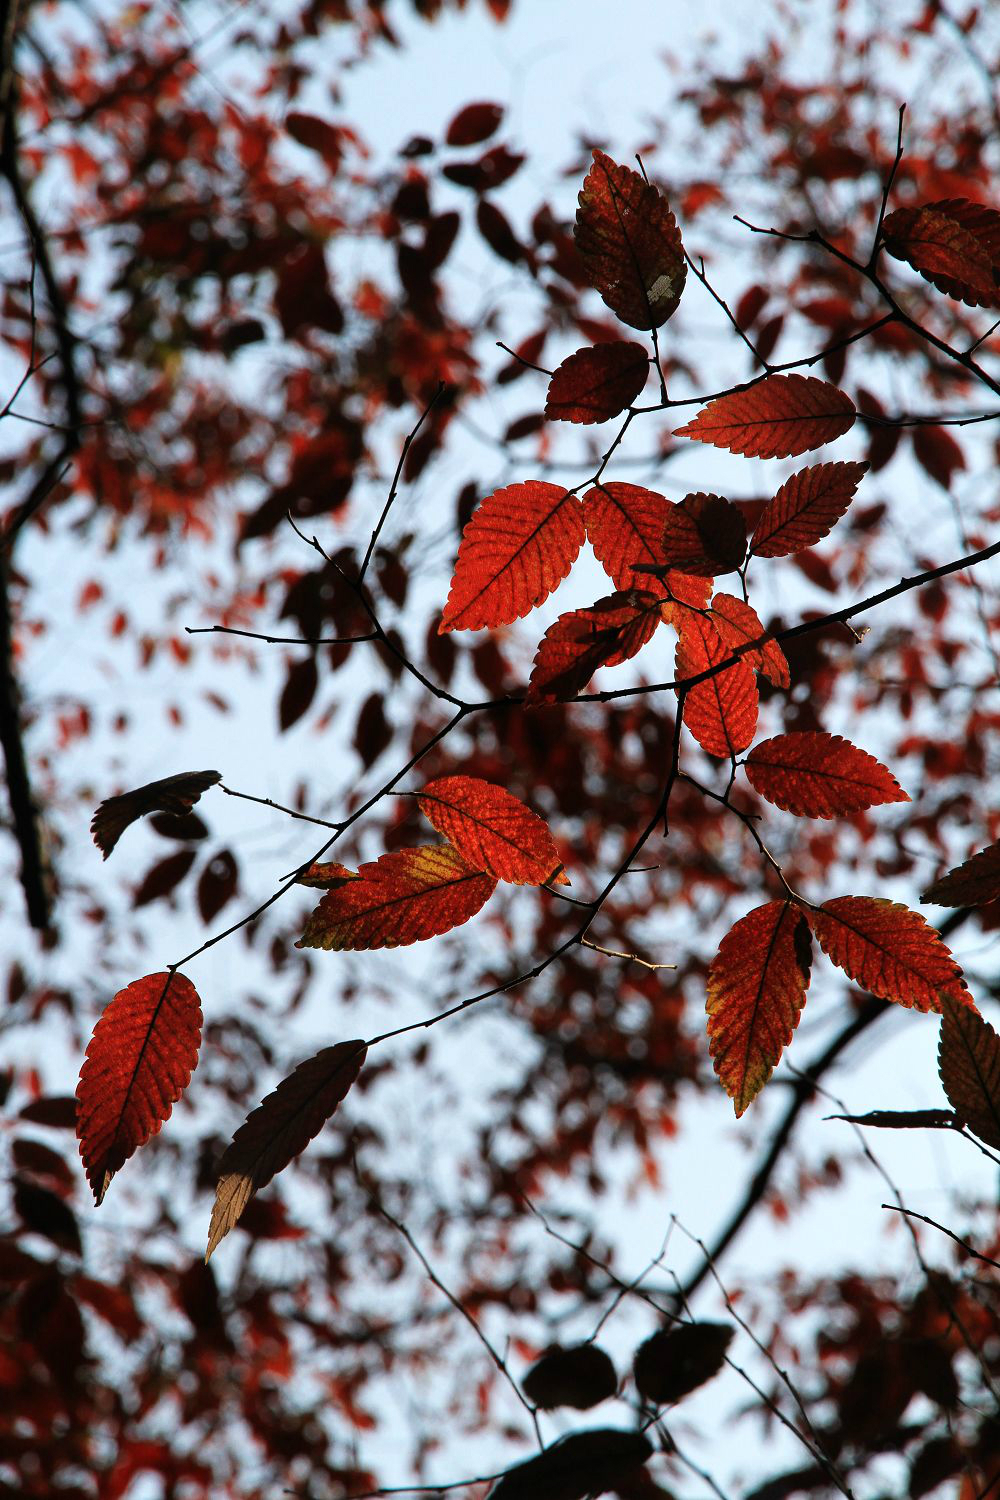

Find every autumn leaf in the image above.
[709,594,790,687]
[296,845,497,950]
[674,374,856,459]
[674,611,758,757]
[937,997,1000,1149]
[807,897,969,1011]
[707,901,812,1114]
[488,1428,652,1500]
[748,461,868,557]
[744,732,909,818]
[417,775,567,885]
[521,1343,618,1410]
[206,1040,367,1260]
[633,1322,733,1404]
[295,862,360,890]
[575,149,686,330]
[445,101,504,147]
[76,972,203,1204]
[583,482,712,605]
[439,481,585,633]
[882,199,1000,309]
[527,592,661,705]
[922,840,1000,906]
[91,769,221,858]
[545,342,649,424]
[660,492,747,575]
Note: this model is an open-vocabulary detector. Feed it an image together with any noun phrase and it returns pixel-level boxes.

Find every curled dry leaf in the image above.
[575,149,686,330]
[521,1342,618,1410]
[807,897,970,1012]
[922,840,1000,906]
[545,341,649,424]
[91,769,221,859]
[937,997,1000,1149]
[417,774,568,885]
[674,374,856,459]
[744,732,909,819]
[633,1321,733,1404]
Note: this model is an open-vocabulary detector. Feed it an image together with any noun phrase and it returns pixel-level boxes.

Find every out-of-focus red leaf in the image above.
[442,144,523,192]
[709,594,790,687]
[354,691,392,768]
[196,850,238,923]
[545,342,648,424]
[675,375,856,459]
[911,425,966,490]
[417,775,567,885]
[521,1343,618,1411]
[660,493,747,575]
[19,1095,78,1128]
[706,902,812,1115]
[132,848,197,908]
[582,483,712,605]
[295,862,359,890]
[922,840,1000,906]
[206,1040,367,1260]
[749,461,868,557]
[744,732,909,818]
[807,898,970,1011]
[477,199,528,264]
[439,482,584,633]
[633,1322,734,1403]
[937,997,1000,1148]
[675,612,758,758]
[445,101,504,147]
[527,592,661,705]
[279,655,319,730]
[882,199,1000,308]
[285,112,345,168]
[575,150,686,330]
[91,769,221,858]
[296,846,497,951]
[13,1177,82,1254]
[76,972,203,1203]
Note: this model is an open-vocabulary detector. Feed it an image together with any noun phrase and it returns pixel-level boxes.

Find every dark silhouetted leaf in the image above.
[633,1321,733,1403]
[922,840,1000,906]
[91,769,221,858]
[938,996,1000,1148]
[522,1343,618,1411]
[489,1428,653,1500]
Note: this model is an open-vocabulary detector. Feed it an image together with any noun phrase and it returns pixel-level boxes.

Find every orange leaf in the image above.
[660,493,747,575]
[922,841,1000,906]
[575,149,686,330]
[583,483,712,605]
[91,769,221,858]
[937,997,1000,1149]
[744,732,909,818]
[295,862,360,890]
[749,461,868,557]
[675,612,758,758]
[417,775,567,886]
[296,845,497,951]
[76,973,203,1203]
[527,592,661,705]
[807,897,970,1011]
[707,902,812,1116]
[206,1040,367,1260]
[545,342,649,424]
[674,374,856,459]
[882,199,1000,309]
[439,481,584,633]
[709,594,790,687]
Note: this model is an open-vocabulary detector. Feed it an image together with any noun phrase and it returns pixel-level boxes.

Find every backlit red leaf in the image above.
[296,846,497,951]
[709,594,790,687]
[76,972,203,1204]
[91,769,221,858]
[661,493,747,575]
[882,199,1000,309]
[674,375,856,459]
[583,483,712,606]
[749,461,868,557]
[922,841,1000,906]
[439,481,584,633]
[675,613,758,758]
[744,732,908,818]
[527,592,661,705]
[417,775,566,885]
[912,425,966,491]
[707,902,812,1115]
[296,861,360,890]
[575,149,686,330]
[937,997,1000,1149]
[545,342,649,424]
[206,1040,367,1260]
[807,897,970,1011]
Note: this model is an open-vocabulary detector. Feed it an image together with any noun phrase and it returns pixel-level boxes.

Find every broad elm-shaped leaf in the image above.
[710,594,790,687]
[744,732,908,819]
[527,592,660,705]
[77,972,202,1204]
[489,1428,652,1500]
[575,149,686,330]
[707,901,813,1116]
[675,612,757,758]
[633,1322,733,1404]
[674,374,855,459]
[922,840,1000,906]
[807,897,969,1011]
[749,461,868,557]
[296,845,497,951]
[91,769,221,858]
[521,1343,618,1411]
[545,342,649,424]
[206,1040,367,1260]
[882,199,1000,309]
[937,997,1000,1149]
[417,775,567,886]
[439,481,584,633]
[583,482,711,605]
[661,493,747,575]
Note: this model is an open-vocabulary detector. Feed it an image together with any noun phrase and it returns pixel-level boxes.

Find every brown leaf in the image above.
[91,769,221,858]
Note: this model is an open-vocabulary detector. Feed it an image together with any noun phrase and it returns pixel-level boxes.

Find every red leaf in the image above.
[675,613,758,758]
[91,769,221,858]
[937,997,1000,1149]
[196,849,238,922]
[527,592,661,705]
[882,199,1000,309]
[545,342,649,424]
[709,594,790,687]
[417,775,567,886]
[749,461,868,557]
[674,375,856,459]
[912,425,966,491]
[206,1040,367,1260]
[285,112,345,169]
[296,846,497,951]
[575,150,686,330]
[296,862,360,890]
[706,902,812,1115]
[744,732,909,818]
[279,655,318,729]
[439,482,585,633]
[445,101,504,147]
[922,841,1000,906]
[133,848,197,908]
[807,898,970,1011]
[76,973,203,1204]
[661,493,747,575]
[442,144,523,193]
[582,483,712,605]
